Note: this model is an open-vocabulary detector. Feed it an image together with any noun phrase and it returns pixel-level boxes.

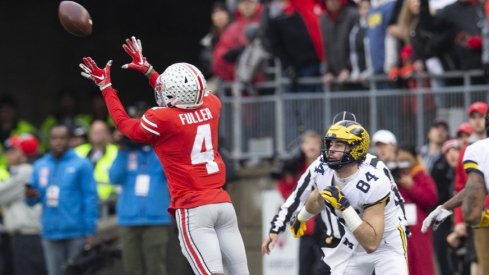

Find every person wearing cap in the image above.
[419,118,449,174]
[0,134,46,275]
[372,129,398,169]
[456,122,473,146]
[26,125,98,275]
[467,101,488,142]
[429,139,461,275]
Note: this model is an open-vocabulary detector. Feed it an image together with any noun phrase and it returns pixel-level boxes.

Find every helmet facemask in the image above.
[322,138,357,170]
[321,120,370,170]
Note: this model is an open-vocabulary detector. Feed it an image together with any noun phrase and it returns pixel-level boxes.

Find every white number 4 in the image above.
[191,124,219,174]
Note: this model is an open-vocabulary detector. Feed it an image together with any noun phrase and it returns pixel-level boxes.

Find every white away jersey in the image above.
[314,162,401,237]
[269,154,404,235]
[463,138,489,192]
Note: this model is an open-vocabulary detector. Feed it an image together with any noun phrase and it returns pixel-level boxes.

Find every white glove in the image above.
[421,205,453,233]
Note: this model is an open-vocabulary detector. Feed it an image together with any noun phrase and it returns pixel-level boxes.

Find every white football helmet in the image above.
[154,62,207,109]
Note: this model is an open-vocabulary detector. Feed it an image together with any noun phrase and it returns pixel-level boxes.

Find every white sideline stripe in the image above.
[141,122,160,136]
[142,115,157,128]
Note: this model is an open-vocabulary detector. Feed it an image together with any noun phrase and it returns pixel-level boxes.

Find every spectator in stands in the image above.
[26,125,98,275]
[319,0,359,89]
[68,124,88,148]
[0,95,37,146]
[453,101,488,275]
[395,145,438,275]
[0,134,46,275]
[200,3,232,78]
[349,0,371,84]
[456,121,473,146]
[419,0,484,74]
[0,95,37,175]
[109,137,172,275]
[429,138,460,275]
[388,0,424,76]
[367,0,398,76]
[40,91,89,151]
[89,94,114,127]
[272,130,325,275]
[419,118,449,173]
[372,129,398,169]
[264,0,323,92]
[75,120,118,202]
[212,0,263,81]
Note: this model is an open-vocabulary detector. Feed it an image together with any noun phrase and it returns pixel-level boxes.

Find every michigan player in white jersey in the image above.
[290,121,408,275]
[422,137,489,231]
[262,118,407,258]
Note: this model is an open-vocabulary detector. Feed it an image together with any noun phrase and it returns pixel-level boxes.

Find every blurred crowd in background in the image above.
[200,0,489,92]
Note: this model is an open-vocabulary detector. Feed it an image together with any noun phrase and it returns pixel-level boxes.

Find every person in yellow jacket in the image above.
[0,95,37,174]
[74,120,118,201]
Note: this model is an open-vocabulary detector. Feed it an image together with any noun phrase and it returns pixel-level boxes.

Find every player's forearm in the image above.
[353,221,383,253]
[101,87,131,126]
[304,191,325,216]
[462,173,486,226]
[101,88,148,142]
[442,189,464,211]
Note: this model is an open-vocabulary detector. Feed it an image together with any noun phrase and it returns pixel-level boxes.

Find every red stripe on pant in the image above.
[179,209,210,274]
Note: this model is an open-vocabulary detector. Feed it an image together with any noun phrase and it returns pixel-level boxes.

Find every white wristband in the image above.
[297,208,315,222]
[144,65,154,76]
[343,206,363,232]
[99,83,112,91]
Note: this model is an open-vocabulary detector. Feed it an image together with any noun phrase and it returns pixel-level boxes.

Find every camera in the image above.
[388,160,412,182]
[270,150,305,180]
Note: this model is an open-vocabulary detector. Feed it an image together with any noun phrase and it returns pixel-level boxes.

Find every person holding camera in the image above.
[395,145,438,275]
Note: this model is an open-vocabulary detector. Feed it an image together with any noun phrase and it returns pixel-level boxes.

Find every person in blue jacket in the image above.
[109,137,172,275]
[26,125,98,275]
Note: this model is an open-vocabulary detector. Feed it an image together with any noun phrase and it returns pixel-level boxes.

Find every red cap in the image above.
[467,101,488,116]
[4,134,39,157]
[456,122,473,136]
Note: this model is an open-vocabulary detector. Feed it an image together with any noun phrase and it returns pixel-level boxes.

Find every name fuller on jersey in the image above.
[178,107,213,125]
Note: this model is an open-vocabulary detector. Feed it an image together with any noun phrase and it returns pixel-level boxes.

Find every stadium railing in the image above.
[216,65,489,161]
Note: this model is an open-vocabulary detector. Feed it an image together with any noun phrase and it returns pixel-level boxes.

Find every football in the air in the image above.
[58,1,92,37]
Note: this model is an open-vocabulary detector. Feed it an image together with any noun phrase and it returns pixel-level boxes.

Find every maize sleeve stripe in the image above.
[363,192,390,209]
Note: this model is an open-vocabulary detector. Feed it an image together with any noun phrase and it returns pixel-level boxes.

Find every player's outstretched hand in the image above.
[80,57,112,91]
[421,205,453,233]
[290,216,307,238]
[261,233,278,255]
[321,185,350,211]
[121,36,154,76]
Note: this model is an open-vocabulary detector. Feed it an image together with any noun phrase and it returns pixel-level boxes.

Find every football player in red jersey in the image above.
[80,36,249,275]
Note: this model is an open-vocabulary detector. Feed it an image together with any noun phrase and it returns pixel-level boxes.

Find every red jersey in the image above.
[102,85,231,212]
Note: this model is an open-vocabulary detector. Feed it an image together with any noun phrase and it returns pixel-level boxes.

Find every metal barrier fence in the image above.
[216,69,489,160]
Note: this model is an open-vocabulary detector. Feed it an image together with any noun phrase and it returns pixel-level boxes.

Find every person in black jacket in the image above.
[264,0,322,92]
